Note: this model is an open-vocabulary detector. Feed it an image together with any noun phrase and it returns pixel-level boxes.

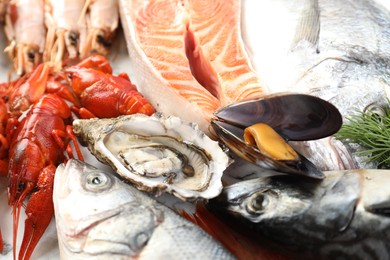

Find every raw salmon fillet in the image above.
[119,0,266,134]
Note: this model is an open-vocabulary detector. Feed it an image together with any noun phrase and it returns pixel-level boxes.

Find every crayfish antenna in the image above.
[18,165,55,260]
[12,200,22,260]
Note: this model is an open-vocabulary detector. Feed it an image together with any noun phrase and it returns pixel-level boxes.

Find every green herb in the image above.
[335,105,390,168]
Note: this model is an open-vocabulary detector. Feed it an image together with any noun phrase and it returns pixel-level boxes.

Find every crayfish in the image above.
[8,94,83,260]
[65,55,156,118]
[0,54,155,259]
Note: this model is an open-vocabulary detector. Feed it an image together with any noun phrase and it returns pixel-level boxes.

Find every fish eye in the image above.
[84,171,113,192]
[246,191,269,214]
[364,103,386,121]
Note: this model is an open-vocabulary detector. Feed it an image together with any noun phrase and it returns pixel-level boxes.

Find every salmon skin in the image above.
[119,0,266,134]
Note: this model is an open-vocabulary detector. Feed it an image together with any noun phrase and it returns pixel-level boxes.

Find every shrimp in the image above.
[80,0,119,58]
[4,0,46,75]
[44,0,87,68]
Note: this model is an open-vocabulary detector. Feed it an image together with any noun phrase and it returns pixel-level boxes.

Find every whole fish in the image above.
[243,0,390,169]
[210,169,390,259]
[53,159,235,260]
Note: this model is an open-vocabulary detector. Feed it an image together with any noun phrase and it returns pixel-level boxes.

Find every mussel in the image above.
[211,93,343,179]
[214,93,342,141]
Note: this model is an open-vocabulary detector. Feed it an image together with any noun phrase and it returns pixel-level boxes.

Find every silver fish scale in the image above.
[135,203,235,260]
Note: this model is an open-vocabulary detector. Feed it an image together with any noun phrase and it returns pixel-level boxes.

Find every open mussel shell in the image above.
[214,93,342,141]
[210,120,324,179]
[73,113,231,201]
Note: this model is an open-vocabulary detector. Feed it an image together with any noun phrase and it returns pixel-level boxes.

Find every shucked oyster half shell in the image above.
[73,113,231,201]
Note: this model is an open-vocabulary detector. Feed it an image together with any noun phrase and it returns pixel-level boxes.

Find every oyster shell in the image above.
[73,113,231,201]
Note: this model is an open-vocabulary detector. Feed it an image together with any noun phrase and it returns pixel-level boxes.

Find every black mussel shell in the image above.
[211,120,324,179]
[214,93,342,141]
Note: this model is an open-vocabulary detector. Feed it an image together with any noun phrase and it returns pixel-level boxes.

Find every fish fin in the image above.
[290,0,320,52]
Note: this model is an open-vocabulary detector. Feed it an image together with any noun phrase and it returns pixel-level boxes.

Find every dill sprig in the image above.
[335,105,390,168]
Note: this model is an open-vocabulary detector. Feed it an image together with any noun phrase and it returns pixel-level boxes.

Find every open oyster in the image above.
[73,113,231,201]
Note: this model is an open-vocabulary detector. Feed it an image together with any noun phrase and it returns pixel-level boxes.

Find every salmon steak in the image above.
[119,0,266,134]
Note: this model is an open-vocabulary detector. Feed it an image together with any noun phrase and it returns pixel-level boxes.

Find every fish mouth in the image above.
[61,206,134,256]
[70,209,122,237]
[60,203,158,257]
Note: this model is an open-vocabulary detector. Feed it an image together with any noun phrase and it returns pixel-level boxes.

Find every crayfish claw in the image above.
[18,165,55,260]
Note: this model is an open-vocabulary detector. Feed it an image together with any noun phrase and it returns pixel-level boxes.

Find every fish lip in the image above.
[60,204,138,255]
[59,207,135,256]
[65,206,123,238]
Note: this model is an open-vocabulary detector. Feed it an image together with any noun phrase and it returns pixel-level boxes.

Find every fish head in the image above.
[53,159,160,258]
[211,175,316,225]
[211,170,364,251]
[54,159,235,259]
[54,159,128,219]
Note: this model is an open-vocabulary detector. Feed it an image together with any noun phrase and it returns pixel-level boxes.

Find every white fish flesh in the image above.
[53,159,235,260]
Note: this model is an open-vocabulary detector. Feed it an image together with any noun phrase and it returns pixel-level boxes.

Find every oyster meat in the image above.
[73,113,231,200]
